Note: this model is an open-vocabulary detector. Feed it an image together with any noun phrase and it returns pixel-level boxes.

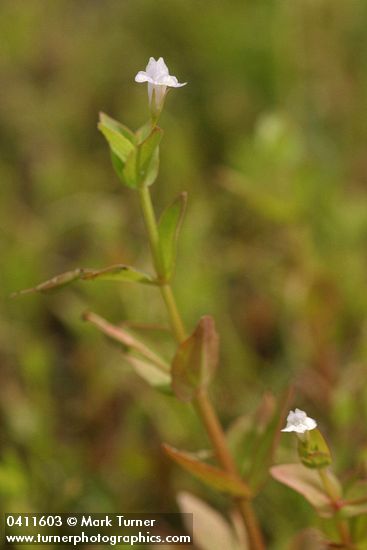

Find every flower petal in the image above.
[305,417,317,430]
[281,409,317,433]
[159,74,187,88]
[146,57,158,74]
[156,57,169,76]
[135,71,150,83]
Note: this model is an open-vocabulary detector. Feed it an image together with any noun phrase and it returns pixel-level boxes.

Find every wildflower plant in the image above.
[16,58,367,548]
[272,409,367,547]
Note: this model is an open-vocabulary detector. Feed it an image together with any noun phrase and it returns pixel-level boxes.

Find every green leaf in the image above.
[12,269,84,296]
[110,150,125,183]
[171,316,219,402]
[99,112,136,144]
[132,126,163,188]
[98,120,135,163]
[163,444,252,498]
[81,264,155,284]
[135,121,152,144]
[142,146,159,187]
[98,113,137,188]
[137,127,163,183]
[158,192,187,279]
[270,464,339,517]
[13,265,155,297]
[83,312,169,372]
[122,148,138,189]
[123,355,171,394]
[298,429,332,469]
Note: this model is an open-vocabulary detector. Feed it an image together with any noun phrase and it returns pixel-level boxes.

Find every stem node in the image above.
[138,183,265,550]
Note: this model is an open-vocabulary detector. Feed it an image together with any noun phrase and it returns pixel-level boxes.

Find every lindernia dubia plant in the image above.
[272,409,367,548]
[15,58,367,549]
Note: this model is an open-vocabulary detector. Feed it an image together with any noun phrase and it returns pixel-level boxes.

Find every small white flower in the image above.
[281,408,317,434]
[135,57,186,115]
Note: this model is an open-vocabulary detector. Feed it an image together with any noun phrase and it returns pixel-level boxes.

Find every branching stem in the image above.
[137,183,265,550]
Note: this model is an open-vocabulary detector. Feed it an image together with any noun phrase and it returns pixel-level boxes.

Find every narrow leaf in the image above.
[158,192,187,279]
[81,264,155,285]
[12,269,84,296]
[135,121,152,144]
[123,355,171,393]
[98,122,135,163]
[137,126,163,184]
[142,147,159,187]
[110,150,125,184]
[13,264,155,297]
[270,464,339,517]
[122,148,138,188]
[99,112,136,144]
[163,444,252,498]
[172,316,219,402]
[98,113,137,188]
[83,311,169,372]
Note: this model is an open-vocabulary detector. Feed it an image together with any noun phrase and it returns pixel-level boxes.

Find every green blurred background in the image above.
[1,0,367,547]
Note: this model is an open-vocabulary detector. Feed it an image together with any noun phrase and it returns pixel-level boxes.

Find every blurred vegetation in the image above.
[1,0,367,547]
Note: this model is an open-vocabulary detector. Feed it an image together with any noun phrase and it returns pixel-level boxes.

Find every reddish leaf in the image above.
[163,444,251,498]
[123,355,171,393]
[172,316,219,402]
[270,464,339,517]
[83,311,169,372]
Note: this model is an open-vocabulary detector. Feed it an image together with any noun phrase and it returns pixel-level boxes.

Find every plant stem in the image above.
[137,184,265,550]
[138,186,163,276]
[160,283,186,343]
[195,389,265,550]
[318,468,353,548]
[138,186,186,341]
[195,389,238,474]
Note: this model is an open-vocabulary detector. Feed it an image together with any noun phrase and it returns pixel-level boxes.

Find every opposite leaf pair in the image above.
[98,112,162,189]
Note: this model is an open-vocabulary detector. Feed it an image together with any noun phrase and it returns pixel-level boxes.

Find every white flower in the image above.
[135,57,186,114]
[281,408,317,434]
